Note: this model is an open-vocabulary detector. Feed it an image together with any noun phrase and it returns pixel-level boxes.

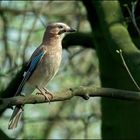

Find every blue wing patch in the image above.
[29,51,45,73]
[15,51,46,96]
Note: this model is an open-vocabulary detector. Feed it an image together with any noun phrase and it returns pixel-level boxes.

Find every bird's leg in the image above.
[36,86,53,102]
[43,87,54,100]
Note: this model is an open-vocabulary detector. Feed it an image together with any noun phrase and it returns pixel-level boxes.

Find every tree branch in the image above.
[63,32,95,49]
[1,86,140,110]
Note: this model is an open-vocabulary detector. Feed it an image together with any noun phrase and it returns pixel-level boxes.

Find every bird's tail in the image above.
[8,105,23,129]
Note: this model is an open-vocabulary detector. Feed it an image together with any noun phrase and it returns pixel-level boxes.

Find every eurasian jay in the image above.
[8,22,76,129]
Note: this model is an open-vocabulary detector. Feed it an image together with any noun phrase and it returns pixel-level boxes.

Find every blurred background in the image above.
[0,1,100,139]
[1,0,140,139]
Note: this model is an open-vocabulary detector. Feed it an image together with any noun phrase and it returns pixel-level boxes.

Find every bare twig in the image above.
[30,1,47,28]
[83,118,89,139]
[0,12,12,67]
[0,6,82,18]
[131,1,140,37]
[16,2,28,65]
[124,2,140,36]
[22,2,48,63]
[116,49,140,90]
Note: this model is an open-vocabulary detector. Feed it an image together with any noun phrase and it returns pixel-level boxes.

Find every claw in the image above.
[36,86,53,103]
[43,87,53,99]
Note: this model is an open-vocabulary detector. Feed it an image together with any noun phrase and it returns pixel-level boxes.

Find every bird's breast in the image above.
[43,50,62,76]
[28,46,62,87]
[39,47,62,85]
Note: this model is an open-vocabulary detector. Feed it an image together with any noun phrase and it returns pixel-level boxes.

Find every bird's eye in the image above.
[58,25,63,29]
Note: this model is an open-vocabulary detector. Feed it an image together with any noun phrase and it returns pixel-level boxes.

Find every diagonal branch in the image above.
[1,86,140,111]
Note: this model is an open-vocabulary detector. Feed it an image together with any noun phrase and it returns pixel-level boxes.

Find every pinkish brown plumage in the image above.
[8,22,76,129]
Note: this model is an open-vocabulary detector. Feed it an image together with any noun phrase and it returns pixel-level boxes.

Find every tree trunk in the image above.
[82,0,140,139]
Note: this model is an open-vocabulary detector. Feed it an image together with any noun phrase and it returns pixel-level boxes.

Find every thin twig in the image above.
[83,118,89,139]
[0,12,12,67]
[124,2,140,37]
[22,2,48,63]
[16,2,28,65]
[30,1,47,28]
[131,1,140,37]
[116,49,140,90]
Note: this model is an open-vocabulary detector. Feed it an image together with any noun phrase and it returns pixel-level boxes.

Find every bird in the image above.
[8,22,76,129]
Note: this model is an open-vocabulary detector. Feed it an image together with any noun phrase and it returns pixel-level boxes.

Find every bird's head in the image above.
[42,22,76,43]
[46,22,76,36]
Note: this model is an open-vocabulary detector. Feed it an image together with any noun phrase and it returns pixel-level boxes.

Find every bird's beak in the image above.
[66,27,76,32]
[58,27,76,35]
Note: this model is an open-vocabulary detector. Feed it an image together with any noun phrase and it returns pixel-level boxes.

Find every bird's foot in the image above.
[36,86,53,103]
